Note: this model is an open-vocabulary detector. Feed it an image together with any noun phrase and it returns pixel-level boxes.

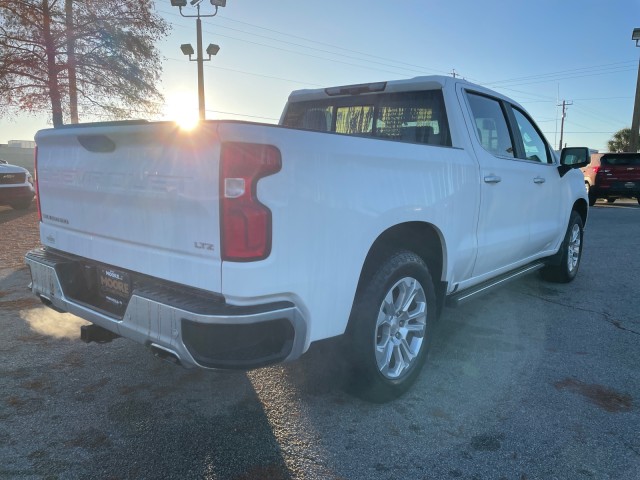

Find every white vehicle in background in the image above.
[26,76,590,402]
[0,159,35,210]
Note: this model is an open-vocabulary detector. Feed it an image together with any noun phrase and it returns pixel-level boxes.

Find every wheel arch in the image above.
[573,198,588,226]
[355,222,447,316]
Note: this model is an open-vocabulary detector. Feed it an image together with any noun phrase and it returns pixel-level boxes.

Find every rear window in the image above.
[601,154,640,166]
[282,90,452,147]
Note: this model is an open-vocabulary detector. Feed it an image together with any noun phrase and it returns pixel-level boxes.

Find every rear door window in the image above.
[466,92,515,158]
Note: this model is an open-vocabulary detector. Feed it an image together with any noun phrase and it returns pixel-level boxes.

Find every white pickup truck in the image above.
[26,76,590,402]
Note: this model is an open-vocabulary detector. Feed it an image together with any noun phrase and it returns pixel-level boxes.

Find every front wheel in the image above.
[541,211,584,283]
[346,250,436,403]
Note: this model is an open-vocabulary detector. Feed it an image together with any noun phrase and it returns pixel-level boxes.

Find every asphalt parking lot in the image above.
[0,201,639,480]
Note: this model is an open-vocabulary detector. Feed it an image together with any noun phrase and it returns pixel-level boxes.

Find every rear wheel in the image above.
[637,197,640,206]
[346,250,436,403]
[541,211,583,283]
[607,198,616,204]
[588,193,597,206]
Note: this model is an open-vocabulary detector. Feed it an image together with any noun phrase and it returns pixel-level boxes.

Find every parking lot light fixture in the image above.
[169,0,227,120]
[180,43,195,58]
[206,43,220,58]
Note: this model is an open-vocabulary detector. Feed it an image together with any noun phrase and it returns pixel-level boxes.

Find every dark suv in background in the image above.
[583,153,640,206]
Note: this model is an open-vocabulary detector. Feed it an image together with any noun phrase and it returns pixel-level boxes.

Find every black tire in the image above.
[10,199,32,210]
[637,197,640,206]
[607,198,616,204]
[588,193,597,206]
[541,211,584,283]
[346,250,436,403]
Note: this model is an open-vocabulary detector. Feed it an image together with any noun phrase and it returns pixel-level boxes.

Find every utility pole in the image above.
[196,15,205,120]
[630,28,640,152]
[558,100,573,150]
[450,69,458,78]
[631,59,640,152]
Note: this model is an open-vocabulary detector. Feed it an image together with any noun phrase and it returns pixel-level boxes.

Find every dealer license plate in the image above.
[98,267,132,306]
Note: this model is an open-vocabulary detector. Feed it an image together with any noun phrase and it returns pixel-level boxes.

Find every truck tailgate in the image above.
[35,122,222,293]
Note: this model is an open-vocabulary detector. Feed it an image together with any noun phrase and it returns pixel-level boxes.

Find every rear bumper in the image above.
[25,248,307,370]
[0,185,35,203]
[590,183,640,198]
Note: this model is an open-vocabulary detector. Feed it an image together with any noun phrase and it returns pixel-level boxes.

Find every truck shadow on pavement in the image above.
[1,268,300,479]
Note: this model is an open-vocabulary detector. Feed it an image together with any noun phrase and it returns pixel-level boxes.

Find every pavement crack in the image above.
[620,439,640,457]
[518,291,640,336]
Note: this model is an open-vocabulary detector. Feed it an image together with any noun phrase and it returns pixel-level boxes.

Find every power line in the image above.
[215,13,449,74]
[571,104,628,129]
[165,56,323,87]
[170,27,431,78]
[485,61,636,86]
[520,96,633,103]
[487,66,636,89]
[204,109,278,121]
[159,6,451,77]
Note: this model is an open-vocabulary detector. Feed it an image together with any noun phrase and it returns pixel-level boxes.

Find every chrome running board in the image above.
[446,262,545,307]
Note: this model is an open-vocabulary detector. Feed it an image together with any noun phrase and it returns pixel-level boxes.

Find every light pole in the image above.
[629,28,640,153]
[170,0,226,121]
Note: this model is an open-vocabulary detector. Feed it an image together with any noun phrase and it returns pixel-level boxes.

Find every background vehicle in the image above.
[585,153,640,206]
[25,76,589,402]
[0,160,35,210]
[582,153,602,194]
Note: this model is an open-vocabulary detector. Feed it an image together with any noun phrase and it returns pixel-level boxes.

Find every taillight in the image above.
[592,166,600,175]
[220,142,281,261]
[34,146,42,222]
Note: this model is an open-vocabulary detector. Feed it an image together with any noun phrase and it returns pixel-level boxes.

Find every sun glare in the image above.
[176,115,199,131]
[164,91,200,130]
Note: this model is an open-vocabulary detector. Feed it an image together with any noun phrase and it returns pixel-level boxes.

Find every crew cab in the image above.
[25,76,590,402]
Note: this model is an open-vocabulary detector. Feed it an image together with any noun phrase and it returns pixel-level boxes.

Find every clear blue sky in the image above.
[1,0,638,152]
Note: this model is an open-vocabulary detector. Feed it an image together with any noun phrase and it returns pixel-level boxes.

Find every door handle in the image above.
[484,175,502,184]
[533,177,546,184]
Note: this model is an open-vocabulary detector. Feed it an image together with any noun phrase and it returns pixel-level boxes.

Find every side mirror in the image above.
[559,147,590,177]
